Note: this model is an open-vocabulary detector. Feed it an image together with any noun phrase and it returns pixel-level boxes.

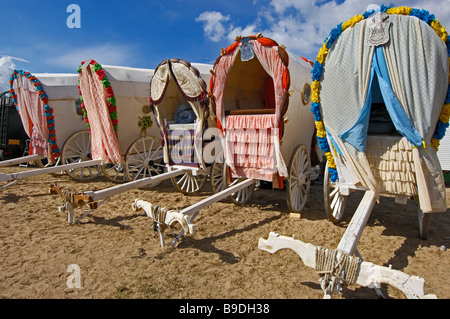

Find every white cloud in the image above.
[195,11,231,42]
[0,56,15,92]
[196,0,450,60]
[0,56,30,92]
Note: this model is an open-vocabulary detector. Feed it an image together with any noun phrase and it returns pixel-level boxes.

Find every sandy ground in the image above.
[0,164,449,300]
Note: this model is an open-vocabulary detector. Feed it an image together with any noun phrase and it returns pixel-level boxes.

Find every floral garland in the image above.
[77,60,118,138]
[9,69,61,158]
[311,5,450,182]
[138,116,153,129]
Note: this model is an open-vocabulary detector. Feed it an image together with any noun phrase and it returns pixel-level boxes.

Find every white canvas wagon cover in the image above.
[77,60,158,164]
[312,6,450,213]
[9,71,84,163]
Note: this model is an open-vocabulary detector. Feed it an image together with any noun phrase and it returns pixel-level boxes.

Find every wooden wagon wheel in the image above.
[210,152,226,194]
[286,144,311,213]
[171,170,207,195]
[60,130,102,181]
[36,155,64,176]
[323,160,346,223]
[225,166,255,205]
[124,136,165,187]
[101,162,128,183]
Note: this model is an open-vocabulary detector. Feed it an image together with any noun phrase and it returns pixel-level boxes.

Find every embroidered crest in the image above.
[240,37,255,61]
[367,12,391,46]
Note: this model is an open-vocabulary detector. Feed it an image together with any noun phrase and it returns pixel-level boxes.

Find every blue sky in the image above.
[1,0,449,91]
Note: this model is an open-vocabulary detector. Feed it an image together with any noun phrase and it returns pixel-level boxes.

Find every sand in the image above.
[0,164,449,300]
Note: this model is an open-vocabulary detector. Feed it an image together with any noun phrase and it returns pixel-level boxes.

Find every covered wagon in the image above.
[260,6,449,299]
[1,70,102,188]
[132,35,323,247]
[75,60,161,183]
[148,58,216,194]
[208,34,322,210]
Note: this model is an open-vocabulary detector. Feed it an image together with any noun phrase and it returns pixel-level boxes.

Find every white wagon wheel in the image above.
[210,153,226,194]
[101,162,128,183]
[171,170,207,195]
[225,166,255,205]
[60,130,102,181]
[286,144,311,213]
[323,160,346,223]
[124,136,165,187]
[36,156,64,176]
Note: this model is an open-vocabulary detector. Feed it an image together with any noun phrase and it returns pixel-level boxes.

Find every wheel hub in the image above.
[143,158,154,168]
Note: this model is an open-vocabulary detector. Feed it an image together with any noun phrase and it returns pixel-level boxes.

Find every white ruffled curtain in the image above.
[79,64,123,164]
[381,15,447,213]
[13,74,52,160]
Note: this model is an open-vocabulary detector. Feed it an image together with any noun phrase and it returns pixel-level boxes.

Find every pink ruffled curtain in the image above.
[13,75,51,159]
[226,114,278,181]
[79,65,123,164]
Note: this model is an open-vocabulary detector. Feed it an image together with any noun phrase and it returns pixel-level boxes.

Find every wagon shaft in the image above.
[258,232,437,299]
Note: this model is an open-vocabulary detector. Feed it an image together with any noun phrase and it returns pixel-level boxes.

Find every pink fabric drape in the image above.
[213,49,239,125]
[252,43,287,125]
[213,38,289,180]
[79,65,123,164]
[225,114,278,181]
[13,75,51,159]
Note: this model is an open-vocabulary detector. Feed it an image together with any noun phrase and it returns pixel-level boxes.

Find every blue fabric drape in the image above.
[339,46,423,152]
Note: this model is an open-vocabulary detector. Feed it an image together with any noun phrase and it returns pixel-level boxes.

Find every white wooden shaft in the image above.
[258,232,316,268]
[87,169,186,202]
[0,180,19,190]
[336,190,376,254]
[0,154,45,168]
[258,232,436,299]
[0,159,102,182]
[178,178,256,216]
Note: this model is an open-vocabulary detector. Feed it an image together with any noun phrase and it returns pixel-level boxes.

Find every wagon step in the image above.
[132,178,256,247]
[51,168,187,224]
[258,232,437,299]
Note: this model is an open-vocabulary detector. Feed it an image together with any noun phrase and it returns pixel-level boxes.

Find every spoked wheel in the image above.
[210,153,226,194]
[36,156,64,176]
[171,170,207,195]
[225,166,255,205]
[124,136,165,187]
[323,160,346,223]
[287,144,311,213]
[101,162,128,183]
[60,130,102,181]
